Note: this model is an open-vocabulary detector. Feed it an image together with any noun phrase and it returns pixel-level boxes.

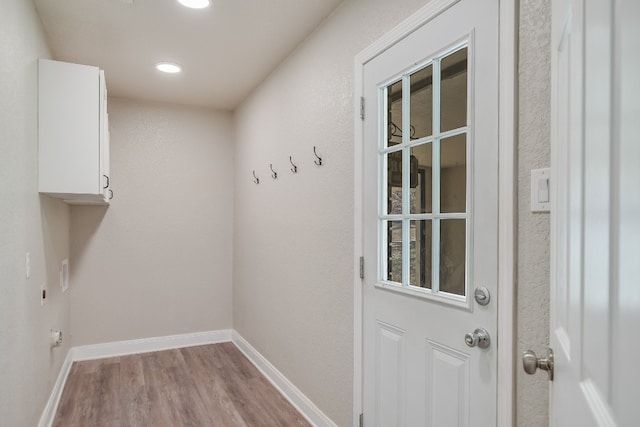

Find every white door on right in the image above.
[549,0,639,425]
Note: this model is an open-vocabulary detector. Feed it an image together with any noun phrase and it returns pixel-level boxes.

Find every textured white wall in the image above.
[69,98,234,345]
[517,0,552,425]
[0,1,71,425]
[233,1,431,425]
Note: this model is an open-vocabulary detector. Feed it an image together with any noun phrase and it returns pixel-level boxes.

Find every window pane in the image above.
[440,134,467,213]
[440,48,468,132]
[387,80,403,147]
[386,151,403,215]
[386,220,403,283]
[410,143,432,214]
[410,220,432,289]
[440,219,466,296]
[410,65,433,139]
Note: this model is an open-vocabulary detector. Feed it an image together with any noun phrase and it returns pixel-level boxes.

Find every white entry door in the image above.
[549,0,639,425]
[361,1,499,425]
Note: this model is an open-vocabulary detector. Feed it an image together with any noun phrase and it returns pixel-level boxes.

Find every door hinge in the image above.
[360,96,365,120]
[359,413,364,427]
[359,256,364,279]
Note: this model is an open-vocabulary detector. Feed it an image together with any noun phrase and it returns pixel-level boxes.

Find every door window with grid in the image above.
[380,43,470,302]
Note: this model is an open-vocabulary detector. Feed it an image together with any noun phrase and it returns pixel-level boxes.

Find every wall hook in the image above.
[270,163,278,179]
[289,156,298,173]
[313,146,323,166]
[252,170,260,184]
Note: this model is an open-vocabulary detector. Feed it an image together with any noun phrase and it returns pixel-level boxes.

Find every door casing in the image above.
[352,0,517,425]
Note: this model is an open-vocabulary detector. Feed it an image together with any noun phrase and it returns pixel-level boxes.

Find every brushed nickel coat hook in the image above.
[289,156,298,173]
[270,163,278,179]
[252,170,260,184]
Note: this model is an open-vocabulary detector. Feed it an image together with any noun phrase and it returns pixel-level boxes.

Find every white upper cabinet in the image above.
[38,59,111,205]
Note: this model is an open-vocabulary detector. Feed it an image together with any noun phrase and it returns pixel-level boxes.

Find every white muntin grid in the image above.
[376,37,473,307]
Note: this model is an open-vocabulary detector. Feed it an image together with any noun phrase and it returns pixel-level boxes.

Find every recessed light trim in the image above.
[177,0,210,9]
[156,62,182,74]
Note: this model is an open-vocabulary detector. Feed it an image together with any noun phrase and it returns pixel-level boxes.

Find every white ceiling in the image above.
[33,0,343,110]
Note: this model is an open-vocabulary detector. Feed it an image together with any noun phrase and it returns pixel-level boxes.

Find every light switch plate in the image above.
[531,168,551,212]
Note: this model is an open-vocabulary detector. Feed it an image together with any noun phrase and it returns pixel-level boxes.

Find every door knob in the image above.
[464,328,491,349]
[522,348,554,381]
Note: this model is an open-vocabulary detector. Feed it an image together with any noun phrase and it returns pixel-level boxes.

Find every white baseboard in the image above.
[39,329,335,427]
[232,331,337,427]
[72,329,232,361]
[38,349,74,427]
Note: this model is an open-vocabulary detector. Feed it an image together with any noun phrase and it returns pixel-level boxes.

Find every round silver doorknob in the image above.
[522,348,554,381]
[464,328,491,349]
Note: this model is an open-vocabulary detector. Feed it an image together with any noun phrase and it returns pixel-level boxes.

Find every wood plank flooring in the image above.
[53,342,311,427]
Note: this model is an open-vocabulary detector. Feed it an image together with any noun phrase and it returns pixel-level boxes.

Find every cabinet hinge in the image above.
[359,413,364,427]
[360,96,365,120]
[359,257,364,280]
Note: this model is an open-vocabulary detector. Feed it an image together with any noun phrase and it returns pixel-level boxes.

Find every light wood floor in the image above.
[53,342,311,427]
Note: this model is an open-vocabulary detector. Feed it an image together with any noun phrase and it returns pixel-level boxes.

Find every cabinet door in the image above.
[99,70,111,202]
[39,59,101,196]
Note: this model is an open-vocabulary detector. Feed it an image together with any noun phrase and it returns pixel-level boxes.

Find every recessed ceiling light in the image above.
[156,62,182,74]
[177,0,210,9]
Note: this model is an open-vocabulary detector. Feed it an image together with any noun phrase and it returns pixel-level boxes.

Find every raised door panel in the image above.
[426,341,469,427]
[375,322,405,427]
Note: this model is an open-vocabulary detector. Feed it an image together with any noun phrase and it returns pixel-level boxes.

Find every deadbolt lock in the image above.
[474,286,491,306]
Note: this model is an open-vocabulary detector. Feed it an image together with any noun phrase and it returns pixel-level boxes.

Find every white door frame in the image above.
[352,0,517,425]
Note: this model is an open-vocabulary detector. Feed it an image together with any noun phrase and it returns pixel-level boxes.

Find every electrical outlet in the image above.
[50,329,63,347]
[40,282,46,307]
